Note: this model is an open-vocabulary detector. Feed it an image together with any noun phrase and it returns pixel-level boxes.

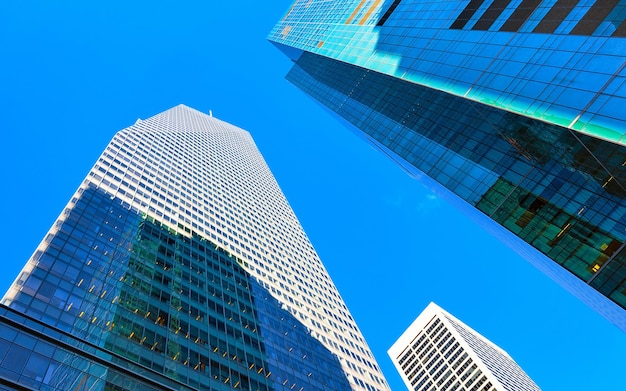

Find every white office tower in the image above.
[389,303,540,391]
[1,105,388,391]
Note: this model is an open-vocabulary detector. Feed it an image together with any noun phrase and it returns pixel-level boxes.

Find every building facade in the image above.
[0,105,388,391]
[268,1,626,331]
[389,303,541,391]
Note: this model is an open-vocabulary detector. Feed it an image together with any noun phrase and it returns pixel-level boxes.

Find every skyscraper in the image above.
[268,1,626,331]
[0,105,388,391]
[389,303,541,391]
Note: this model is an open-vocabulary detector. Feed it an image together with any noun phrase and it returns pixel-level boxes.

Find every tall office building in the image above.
[268,1,626,331]
[389,303,541,391]
[0,105,388,391]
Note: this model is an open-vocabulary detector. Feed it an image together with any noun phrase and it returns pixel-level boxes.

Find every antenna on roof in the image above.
[209,110,213,117]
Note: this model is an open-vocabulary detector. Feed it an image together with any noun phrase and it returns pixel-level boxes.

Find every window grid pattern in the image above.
[285,51,626,332]
[0,305,196,391]
[389,303,540,390]
[446,316,540,391]
[269,0,626,145]
[2,105,384,391]
[1,184,354,391]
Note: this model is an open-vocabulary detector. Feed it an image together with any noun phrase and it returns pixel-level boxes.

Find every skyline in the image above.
[2,1,626,390]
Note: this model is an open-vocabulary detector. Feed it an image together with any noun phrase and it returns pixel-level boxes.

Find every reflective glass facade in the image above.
[270,0,626,144]
[268,1,626,331]
[1,106,386,391]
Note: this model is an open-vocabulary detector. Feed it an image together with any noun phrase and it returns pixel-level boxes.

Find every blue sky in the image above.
[1,2,625,390]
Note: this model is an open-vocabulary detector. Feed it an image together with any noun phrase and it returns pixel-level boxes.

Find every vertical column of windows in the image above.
[57,105,387,391]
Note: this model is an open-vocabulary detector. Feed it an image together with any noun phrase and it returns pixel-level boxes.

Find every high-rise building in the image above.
[268,1,626,331]
[389,303,541,391]
[0,105,388,391]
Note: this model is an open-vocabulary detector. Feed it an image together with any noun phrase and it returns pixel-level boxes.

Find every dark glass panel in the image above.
[533,0,578,33]
[571,0,620,35]
[500,0,542,31]
[612,16,626,36]
[472,0,513,30]
[377,0,403,27]
[451,0,487,29]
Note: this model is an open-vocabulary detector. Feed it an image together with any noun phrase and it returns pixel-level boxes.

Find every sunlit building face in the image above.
[0,105,388,391]
[389,303,541,391]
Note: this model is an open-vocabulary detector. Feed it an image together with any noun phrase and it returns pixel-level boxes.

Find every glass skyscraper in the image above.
[0,105,388,391]
[268,1,626,331]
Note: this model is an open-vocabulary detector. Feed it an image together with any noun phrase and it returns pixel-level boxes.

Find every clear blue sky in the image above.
[1,2,625,390]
